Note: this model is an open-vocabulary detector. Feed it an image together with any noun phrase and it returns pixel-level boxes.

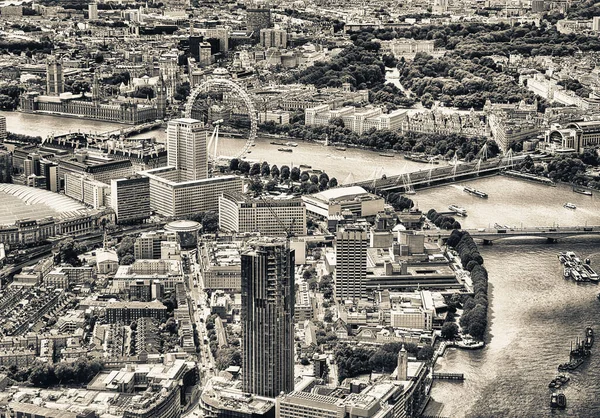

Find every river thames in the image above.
[415,179,600,417]
[3,111,600,416]
[0,110,433,182]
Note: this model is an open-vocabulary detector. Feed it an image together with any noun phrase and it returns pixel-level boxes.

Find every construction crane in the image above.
[257,194,297,239]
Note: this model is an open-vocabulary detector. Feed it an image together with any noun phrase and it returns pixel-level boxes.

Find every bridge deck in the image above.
[420,226,600,241]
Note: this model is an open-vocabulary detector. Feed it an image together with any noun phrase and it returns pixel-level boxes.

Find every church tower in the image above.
[92,71,100,101]
[46,56,64,96]
[397,344,408,380]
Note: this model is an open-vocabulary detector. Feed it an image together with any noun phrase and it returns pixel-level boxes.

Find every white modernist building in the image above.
[219,191,307,237]
[302,186,385,218]
[140,117,242,217]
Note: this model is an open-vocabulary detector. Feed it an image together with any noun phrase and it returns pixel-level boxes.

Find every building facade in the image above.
[247,8,272,35]
[105,300,167,323]
[241,239,295,397]
[46,56,64,95]
[219,192,307,237]
[260,28,287,49]
[167,118,208,182]
[141,168,243,218]
[111,175,151,224]
[335,225,368,301]
[64,172,110,209]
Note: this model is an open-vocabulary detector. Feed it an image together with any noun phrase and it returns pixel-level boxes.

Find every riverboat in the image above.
[299,164,312,169]
[563,268,570,278]
[285,142,298,147]
[585,327,594,349]
[278,148,293,153]
[404,153,431,163]
[570,344,590,358]
[463,186,488,198]
[454,339,485,349]
[558,358,584,371]
[573,187,592,196]
[335,147,347,151]
[270,141,285,145]
[448,205,468,217]
[564,202,577,209]
[379,153,395,158]
[550,392,567,409]
[583,264,599,282]
[549,374,570,389]
[550,393,558,408]
[570,269,584,282]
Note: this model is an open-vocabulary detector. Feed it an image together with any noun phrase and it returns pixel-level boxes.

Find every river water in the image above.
[1,111,432,182]
[4,111,600,416]
[416,178,600,417]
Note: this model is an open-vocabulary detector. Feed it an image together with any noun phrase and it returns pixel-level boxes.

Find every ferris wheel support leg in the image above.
[213,125,219,162]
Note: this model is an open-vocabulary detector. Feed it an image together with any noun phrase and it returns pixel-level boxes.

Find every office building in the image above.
[241,239,295,397]
[40,159,59,192]
[247,8,272,36]
[167,118,208,182]
[46,56,63,96]
[58,151,134,185]
[200,240,242,291]
[335,224,368,301]
[141,116,242,218]
[64,172,110,209]
[302,186,385,218]
[141,168,243,217]
[88,2,98,20]
[201,375,275,418]
[0,115,6,142]
[260,28,287,49]
[134,230,178,260]
[199,42,212,67]
[204,28,229,52]
[113,259,183,292]
[219,192,307,237]
[111,175,151,224]
[305,104,407,135]
[105,300,167,323]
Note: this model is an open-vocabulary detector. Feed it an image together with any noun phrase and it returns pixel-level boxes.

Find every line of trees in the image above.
[2,358,103,387]
[386,192,414,212]
[0,85,24,111]
[335,342,433,382]
[0,38,53,55]
[226,159,338,195]
[514,153,600,190]
[355,22,600,58]
[447,230,488,340]
[397,52,538,110]
[426,209,461,230]
[7,132,42,144]
[260,119,499,159]
[288,44,388,90]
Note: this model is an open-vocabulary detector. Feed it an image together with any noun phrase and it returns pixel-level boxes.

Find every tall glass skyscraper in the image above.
[241,238,295,397]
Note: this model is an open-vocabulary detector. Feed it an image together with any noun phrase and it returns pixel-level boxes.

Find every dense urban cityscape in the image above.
[0,0,599,417]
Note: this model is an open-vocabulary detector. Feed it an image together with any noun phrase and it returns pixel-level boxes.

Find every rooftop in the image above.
[0,184,92,226]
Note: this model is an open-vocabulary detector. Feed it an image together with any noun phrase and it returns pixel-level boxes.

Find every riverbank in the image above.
[426,241,600,417]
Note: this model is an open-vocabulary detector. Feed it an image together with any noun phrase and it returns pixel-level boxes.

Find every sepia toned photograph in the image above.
[0,0,599,417]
